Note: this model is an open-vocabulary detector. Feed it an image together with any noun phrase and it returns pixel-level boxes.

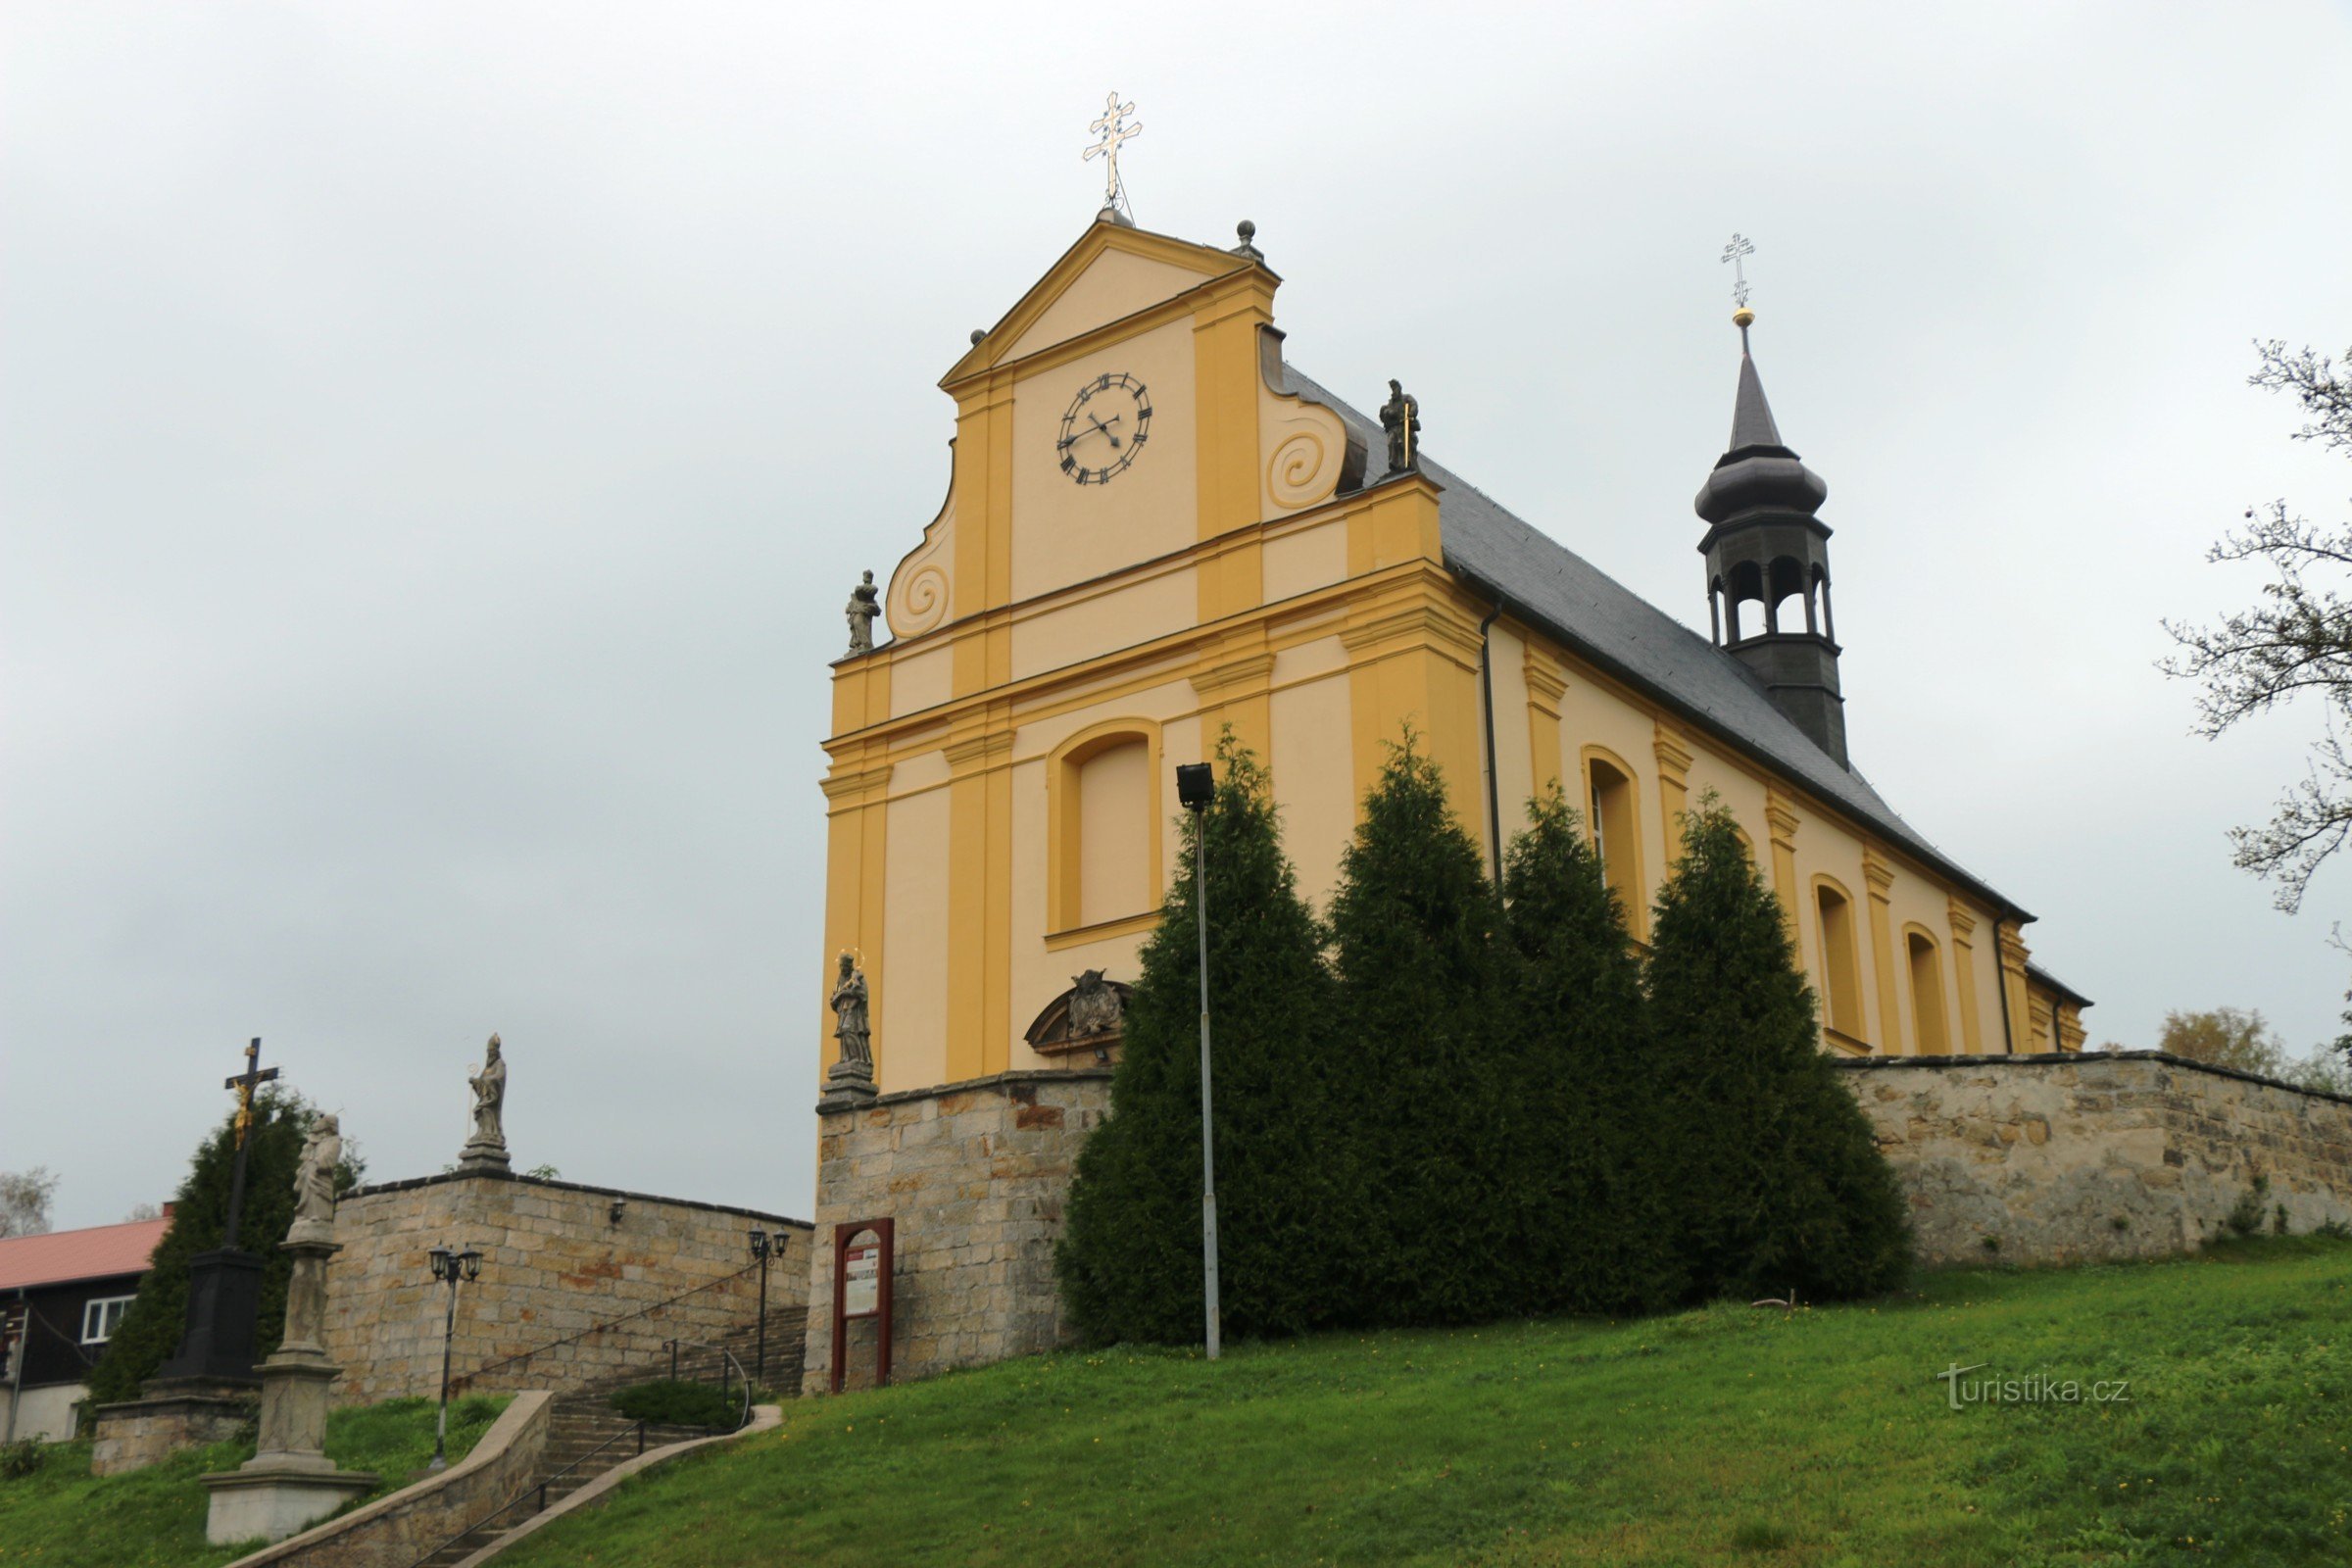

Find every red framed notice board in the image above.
[829,1217,894,1393]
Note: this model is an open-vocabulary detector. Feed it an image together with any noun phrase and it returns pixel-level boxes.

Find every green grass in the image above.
[498,1238,2352,1567]
[0,1393,508,1567]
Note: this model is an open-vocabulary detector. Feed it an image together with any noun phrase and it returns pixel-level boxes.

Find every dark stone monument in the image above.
[90,1038,277,1474]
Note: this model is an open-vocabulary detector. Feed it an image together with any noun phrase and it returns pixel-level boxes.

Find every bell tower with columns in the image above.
[1693,305,1847,766]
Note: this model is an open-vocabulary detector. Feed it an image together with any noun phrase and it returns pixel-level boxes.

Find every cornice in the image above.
[1652,724,1694,780]
[944,731,1015,772]
[1188,651,1277,700]
[1945,896,1979,942]
[818,763,895,802]
[1861,850,1896,897]
[1522,654,1568,708]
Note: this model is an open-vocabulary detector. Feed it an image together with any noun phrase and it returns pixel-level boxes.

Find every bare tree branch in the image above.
[2166,341,2352,911]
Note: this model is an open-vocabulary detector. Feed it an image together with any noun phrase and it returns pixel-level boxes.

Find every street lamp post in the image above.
[747,1229,788,1386]
[1174,760,1220,1361]
[425,1244,483,1471]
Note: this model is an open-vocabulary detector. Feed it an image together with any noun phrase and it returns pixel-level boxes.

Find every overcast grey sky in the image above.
[7,3,2349,1230]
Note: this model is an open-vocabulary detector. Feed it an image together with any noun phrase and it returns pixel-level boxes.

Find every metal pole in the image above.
[430,1273,457,1470]
[1195,808,1221,1361]
[755,1254,768,1385]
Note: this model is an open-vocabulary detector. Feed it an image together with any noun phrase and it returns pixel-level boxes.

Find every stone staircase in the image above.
[409,1311,806,1565]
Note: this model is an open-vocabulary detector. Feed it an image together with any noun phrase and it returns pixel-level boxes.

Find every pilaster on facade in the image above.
[1652,723,1694,872]
[1996,923,2034,1055]
[1523,651,1567,794]
[1945,896,1985,1054]
[1763,790,1802,947]
[944,723,1017,1084]
[1187,642,1277,760]
[819,756,894,1083]
[1340,583,1491,849]
[1861,850,1903,1054]
[2028,993,2057,1054]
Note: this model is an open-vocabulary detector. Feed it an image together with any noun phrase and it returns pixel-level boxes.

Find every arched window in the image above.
[1585,751,1642,930]
[1049,723,1162,936]
[1814,878,1864,1044]
[1766,555,1809,636]
[1906,927,1950,1055]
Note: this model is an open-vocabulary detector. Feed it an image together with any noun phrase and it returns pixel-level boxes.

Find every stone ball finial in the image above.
[1232,220,1263,261]
[970,328,986,346]
[1237,220,1255,243]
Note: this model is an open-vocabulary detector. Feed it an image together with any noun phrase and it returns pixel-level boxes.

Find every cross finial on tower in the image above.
[1721,233,1754,308]
[1083,92,1142,220]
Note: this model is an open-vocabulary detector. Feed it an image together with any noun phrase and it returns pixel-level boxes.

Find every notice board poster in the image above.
[843,1244,880,1318]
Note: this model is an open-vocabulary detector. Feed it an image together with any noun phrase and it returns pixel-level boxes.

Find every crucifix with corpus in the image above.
[220,1037,280,1251]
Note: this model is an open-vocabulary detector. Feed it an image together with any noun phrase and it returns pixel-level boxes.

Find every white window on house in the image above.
[81,1294,134,1345]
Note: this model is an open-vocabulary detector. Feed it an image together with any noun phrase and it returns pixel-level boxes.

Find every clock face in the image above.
[1057,371,1151,486]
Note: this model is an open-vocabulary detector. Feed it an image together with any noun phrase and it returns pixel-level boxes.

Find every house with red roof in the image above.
[1,1211,170,1442]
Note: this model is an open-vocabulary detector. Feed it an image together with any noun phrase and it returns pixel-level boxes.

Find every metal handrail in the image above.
[657,1339,754,1433]
[449,1260,760,1395]
[408,1343,756,1564]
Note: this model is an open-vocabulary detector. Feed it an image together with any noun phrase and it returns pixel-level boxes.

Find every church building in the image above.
[801,205,2089,1391]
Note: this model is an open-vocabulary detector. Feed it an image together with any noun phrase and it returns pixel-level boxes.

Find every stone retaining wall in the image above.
[89,1381,254,1476]
[798,1054,2352,1396]
[326,1173,808,1405]
[220,1391,550,1568]
[1838,1051,2352,1264]
[801,1070,1112,1396]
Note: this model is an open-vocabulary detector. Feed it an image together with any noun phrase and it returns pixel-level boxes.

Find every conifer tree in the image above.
[87,1088,362,1404]
[1056,735,1348,1344]
[1499,786,1683,1316]
[1644,799,1910,1302]
[1324,736,1511,1325]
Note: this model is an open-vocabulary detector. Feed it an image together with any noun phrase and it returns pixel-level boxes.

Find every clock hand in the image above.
[1086,413,1124,449]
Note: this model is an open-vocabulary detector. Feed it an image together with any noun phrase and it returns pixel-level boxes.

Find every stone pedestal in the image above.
[817,1059,878,1114]
[153,1247,264,1384]
[201,1232,376,1544]
[455,1137,511,1176]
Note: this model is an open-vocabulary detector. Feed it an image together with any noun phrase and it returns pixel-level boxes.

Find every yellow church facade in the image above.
[815,212,2088,1105]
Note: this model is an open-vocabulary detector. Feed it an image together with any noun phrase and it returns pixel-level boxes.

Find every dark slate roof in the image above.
[1729,349,1784,449]
[1279,364,2032,922]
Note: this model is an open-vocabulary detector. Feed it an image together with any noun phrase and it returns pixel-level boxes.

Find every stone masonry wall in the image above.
[801,1069,1111,1396]
[797,1054,2352,1396]
[1838,1051,2352,1264]
[326,1173,808,1405]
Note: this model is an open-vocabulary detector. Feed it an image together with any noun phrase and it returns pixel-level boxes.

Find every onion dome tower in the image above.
[1693,307,1846,765]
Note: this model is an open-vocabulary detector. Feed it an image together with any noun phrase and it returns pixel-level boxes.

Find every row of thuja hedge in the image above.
[1055,734,1910,1344]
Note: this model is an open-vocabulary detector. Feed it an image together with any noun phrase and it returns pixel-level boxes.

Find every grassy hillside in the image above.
[501,1238,2352,1567]
[0,1394,508,1568]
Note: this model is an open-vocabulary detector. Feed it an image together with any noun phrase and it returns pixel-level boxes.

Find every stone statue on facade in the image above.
[1379,379,1421,474]
[831,955,872,1073]
[1066,968,1125,1039]
[845,570,880,657]
[288,1113,340,1240]
[458,1034,511,1173]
